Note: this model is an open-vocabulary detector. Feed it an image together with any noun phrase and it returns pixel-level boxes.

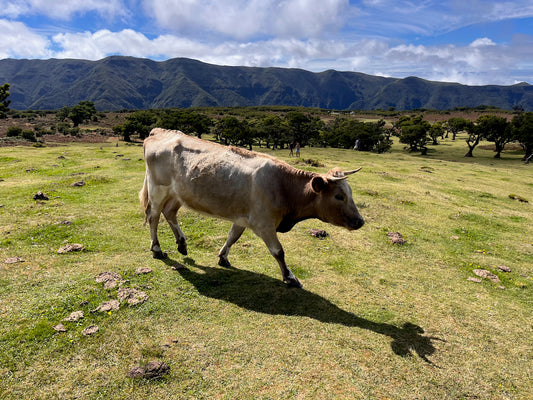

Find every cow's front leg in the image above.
[218,224,246,268]
[256,229,302,288]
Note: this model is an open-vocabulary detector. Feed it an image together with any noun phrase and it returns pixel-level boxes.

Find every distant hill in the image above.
[0,56,531,111]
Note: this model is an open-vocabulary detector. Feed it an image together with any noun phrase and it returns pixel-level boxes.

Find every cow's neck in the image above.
[276,169,319,233]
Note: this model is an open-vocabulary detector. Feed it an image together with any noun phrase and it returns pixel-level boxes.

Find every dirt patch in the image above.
[118,288,148,306]
[64,311,84,322]
[128,361,170,379]
[94,300,120,312]
[95,271,123,289]
[387,232,406,245]
[57,243,85,254]
[3,256,24,264]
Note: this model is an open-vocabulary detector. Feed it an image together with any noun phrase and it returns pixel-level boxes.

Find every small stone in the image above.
[3,256,24,264]
[449,236,459,240]
[82,325,99,336]
[64,311,84,322]
[171,263,187,271]
[57,244,85,254]
[467,277,482,283]
[497,265,511,273]
[71,181,85,187]
[135,267,153,275]
[33,191,49,200]
[53,323,67,332]
[309,229,328,239]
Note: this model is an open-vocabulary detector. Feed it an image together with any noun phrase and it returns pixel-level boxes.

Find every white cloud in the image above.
[144,0,348,40]
[0,0,128,19]
[0,19,50,58]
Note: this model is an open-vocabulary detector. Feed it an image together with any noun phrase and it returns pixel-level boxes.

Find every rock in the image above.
[467,277,482,283]
[71,181,85,187]
[95,271,123,289]
[57,155,66,159]
[33,191,49,200]
[387,232,406,245]
[473,269,500,283]
[94,300,120,312]
[135,267,153,275]
[449,236,460,240]
[3,256,24,264]
[128,361,170,379]
[82,325,99,336]
[57,220,73,225]
[497,265,511,273]
[57,244,85,254]
[171,263,187,271]
[64,311,84,322]
[309,229,328,239]
[53,323,67,332]
[118,288,148,306]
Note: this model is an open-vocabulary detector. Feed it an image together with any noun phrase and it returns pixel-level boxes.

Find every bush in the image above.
[21,130,36,142]
[6,126,22,137]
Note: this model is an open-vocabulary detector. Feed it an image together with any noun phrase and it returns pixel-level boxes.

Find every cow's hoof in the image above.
[152,251,167,260]
[285,277,303,289]
[218,257,232,268]
[177,242,188,256]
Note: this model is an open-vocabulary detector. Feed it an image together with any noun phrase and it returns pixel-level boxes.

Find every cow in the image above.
[140,128,364,288]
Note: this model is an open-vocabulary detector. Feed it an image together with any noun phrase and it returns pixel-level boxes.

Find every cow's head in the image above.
[311,167,364,230]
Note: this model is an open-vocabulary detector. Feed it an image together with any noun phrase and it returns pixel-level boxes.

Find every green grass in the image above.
[1,137,532,399]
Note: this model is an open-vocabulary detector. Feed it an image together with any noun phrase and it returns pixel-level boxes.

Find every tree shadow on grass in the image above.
[163,257,444,366]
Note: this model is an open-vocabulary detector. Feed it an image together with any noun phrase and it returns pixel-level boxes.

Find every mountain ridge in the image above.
[0,56,531,111]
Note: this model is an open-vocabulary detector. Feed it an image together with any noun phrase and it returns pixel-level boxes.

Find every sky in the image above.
[1,0,532,86]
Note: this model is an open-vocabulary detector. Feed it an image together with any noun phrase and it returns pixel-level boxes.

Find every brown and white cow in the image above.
[140,128,364,288]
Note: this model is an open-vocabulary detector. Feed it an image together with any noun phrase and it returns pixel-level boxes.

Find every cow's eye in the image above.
[335,194,344,201]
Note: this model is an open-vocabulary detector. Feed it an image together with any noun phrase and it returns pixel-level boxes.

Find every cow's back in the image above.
[144,129,281,225]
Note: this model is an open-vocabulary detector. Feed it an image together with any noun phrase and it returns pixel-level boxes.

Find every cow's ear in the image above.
[311,176,327,193]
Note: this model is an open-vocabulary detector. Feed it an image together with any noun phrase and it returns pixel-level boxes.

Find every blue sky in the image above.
[1,0,532,85]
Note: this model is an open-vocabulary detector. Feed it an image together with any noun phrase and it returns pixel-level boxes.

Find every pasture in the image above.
[0,136,532,399]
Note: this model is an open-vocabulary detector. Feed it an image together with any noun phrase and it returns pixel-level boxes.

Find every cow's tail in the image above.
[139,174,150,226]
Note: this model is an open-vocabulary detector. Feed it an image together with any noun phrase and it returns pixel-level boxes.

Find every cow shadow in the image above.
[163,257,444,365]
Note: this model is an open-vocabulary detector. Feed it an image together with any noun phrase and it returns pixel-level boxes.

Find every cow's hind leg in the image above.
[162,200,187,256]
[148,207,166,259]
[218,224,246,268]
[255,229,302,288]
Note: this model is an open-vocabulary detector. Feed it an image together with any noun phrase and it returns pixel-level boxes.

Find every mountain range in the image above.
[0,56,531,111]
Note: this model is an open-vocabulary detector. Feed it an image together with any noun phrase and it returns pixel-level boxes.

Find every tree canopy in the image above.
[0,83,10,119]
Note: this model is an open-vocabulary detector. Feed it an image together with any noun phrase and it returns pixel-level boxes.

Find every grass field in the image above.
[0,135,532,399]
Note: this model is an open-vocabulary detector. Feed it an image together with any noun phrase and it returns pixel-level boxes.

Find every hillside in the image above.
[0,56,532,111]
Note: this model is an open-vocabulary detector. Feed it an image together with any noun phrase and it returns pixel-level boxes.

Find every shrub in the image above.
[6,126,22,137]
[21,130,36,142]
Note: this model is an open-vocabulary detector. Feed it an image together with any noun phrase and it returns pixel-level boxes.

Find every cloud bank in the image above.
[1,0,532,85]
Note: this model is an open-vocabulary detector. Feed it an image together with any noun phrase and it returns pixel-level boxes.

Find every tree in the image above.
[68,101,97,127]
[477,115,511,158]
[215,116,255,149]
[394,115,431,154]
[0,83,11,119]
[446,117,470,140]
[428,121,445,145]
[157,109,212,138]
[286,111,322,147]
[324,117,392,153]
[257,115,289,149]
[120,110,157,141]
[464,120,481,157]
[512,112,533,161]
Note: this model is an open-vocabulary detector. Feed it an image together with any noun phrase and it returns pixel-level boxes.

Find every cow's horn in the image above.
[343,167,362,175]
